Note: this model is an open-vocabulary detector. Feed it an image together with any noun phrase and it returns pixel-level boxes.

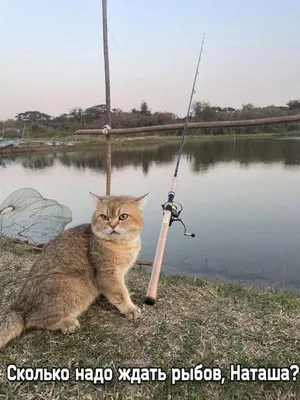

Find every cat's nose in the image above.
[109,223,118,230]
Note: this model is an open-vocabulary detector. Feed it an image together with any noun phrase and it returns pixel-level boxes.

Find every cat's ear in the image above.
[134,193,149,209]
[89,191,105,204]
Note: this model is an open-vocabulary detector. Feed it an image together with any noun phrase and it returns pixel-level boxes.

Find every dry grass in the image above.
[1,238,300,399]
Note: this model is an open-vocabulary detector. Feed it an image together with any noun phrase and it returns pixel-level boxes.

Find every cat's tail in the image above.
[0,309,25,349]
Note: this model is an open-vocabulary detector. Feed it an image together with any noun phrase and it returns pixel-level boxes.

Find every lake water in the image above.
[1,137,300,292]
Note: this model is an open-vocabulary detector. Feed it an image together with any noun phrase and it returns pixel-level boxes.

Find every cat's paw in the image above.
[61,318,80,334]
[124,305,141,321]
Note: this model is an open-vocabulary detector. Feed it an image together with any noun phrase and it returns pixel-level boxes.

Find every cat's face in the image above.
[90,193,148,241]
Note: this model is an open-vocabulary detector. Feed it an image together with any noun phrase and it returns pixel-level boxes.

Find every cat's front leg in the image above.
[98,274,141,321]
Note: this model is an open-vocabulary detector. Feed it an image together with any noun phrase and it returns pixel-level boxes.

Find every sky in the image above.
[0,0,300,120]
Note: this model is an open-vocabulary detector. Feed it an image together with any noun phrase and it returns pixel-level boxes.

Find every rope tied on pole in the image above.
[101,125,112,135]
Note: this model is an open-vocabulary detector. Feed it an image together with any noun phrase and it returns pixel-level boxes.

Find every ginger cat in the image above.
[0,192,148,349]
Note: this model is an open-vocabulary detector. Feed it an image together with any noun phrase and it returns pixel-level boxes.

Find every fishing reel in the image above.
[161,201,195,238]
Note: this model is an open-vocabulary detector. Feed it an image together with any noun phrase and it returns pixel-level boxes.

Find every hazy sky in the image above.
[1,0,299,120]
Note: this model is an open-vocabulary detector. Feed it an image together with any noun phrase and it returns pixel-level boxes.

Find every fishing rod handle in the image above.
[144,210,172,305]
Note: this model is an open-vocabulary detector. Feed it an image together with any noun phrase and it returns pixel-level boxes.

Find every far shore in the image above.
[0,132,289,156]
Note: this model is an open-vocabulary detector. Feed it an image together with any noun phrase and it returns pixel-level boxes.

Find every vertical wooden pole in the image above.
[102,0,112,195]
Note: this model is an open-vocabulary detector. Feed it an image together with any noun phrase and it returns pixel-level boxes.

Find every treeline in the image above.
[1,99,300,137]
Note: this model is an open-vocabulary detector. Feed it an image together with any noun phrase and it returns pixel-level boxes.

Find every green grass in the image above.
[1,238,300,399]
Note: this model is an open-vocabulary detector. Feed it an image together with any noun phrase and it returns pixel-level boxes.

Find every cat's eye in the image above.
[100,214,109,220]
[119,214,128,221]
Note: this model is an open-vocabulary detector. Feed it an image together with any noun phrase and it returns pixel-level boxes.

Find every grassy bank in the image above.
[1,238,300,399]
[33,131,283,144]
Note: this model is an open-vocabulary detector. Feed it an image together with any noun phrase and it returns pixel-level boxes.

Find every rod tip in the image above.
[144,297,156,306]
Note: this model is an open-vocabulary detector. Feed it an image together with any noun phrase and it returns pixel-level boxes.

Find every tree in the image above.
[287,100,300,111]
[53,113,70,122]
[15,111,52,133]
[50,113,72,131]
[83,104,106,122]
[222,107,236,112]
[68,107,84,123]
[242,103,255,111]
[192,101,219,121]
[152,111,178,125]
[16,111,52,125]
[139,101,152,117]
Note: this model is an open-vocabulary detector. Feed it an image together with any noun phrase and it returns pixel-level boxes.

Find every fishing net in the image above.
[0,187,72,246]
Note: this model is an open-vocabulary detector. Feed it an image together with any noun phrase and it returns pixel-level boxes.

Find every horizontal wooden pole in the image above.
[74,114,300,136]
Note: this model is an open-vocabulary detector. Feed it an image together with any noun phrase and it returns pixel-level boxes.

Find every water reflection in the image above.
[4,138,300,174]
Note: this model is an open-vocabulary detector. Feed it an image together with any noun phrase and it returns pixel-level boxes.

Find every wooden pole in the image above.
[75,114,300,136]
[102,0,112,195]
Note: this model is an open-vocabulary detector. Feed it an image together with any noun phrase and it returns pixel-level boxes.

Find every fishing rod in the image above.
[144,33,206,306]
